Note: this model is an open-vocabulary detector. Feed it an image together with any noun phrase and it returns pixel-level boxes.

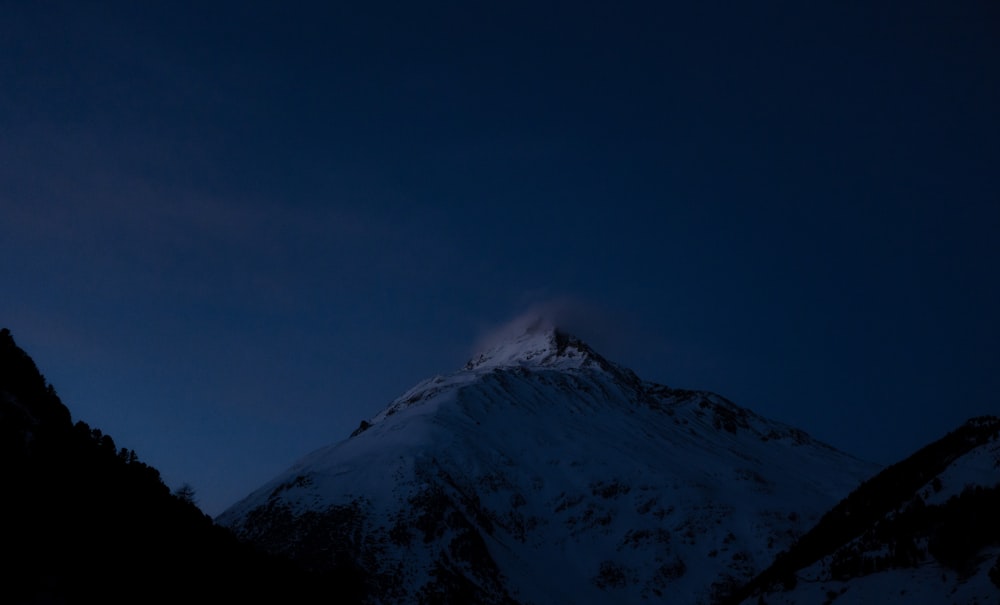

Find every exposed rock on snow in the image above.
[219,327,878,605]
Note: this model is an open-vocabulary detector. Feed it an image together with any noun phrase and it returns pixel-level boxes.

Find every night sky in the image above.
[2,1,998,516]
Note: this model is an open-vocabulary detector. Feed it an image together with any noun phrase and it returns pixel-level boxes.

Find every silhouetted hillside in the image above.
[0,328,364,604]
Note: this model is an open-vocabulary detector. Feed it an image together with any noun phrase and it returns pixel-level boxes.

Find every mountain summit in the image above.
[463,323,614,372]
[219,330,878,605]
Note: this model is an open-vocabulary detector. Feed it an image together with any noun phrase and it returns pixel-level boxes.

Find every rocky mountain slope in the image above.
[219,325,878,604]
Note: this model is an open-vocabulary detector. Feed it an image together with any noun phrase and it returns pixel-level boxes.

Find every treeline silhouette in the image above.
[0,328,365,604]
[823,482,1000,578]
[722,416,1000,604]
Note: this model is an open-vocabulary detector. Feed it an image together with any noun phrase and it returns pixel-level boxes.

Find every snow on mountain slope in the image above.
[732,416,1000,605]
[920,421,1000,507]
[218,326,878,605]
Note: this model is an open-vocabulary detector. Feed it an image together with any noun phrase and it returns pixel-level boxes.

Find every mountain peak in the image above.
[463,322,604,371]
[221,319,881,605]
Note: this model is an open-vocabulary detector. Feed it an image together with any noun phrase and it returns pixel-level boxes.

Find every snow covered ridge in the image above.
[353,327,638,436]
[727,415,1000,605]
[219,326,879,605]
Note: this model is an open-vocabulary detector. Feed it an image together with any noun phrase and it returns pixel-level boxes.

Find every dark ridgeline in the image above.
[0,328,364,604]
[723,416,1000,605]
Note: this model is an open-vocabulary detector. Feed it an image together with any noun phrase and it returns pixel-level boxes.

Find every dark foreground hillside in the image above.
[0,328,364,604]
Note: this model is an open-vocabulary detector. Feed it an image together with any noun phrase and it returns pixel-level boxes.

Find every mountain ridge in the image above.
[0,327,361,604]
[726,414,1000,604]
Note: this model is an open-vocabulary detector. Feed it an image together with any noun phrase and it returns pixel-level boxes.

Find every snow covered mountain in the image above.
[218,325,878,604]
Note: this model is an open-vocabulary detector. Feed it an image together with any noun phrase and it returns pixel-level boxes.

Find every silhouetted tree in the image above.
[174,483,197,505]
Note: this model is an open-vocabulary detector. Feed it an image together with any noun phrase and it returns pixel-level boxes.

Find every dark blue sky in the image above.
[2,1,998,515]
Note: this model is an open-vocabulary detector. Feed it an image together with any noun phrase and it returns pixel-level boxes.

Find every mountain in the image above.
[727,415,1000,605]
[0,328,360,604]
[218,324,878,605]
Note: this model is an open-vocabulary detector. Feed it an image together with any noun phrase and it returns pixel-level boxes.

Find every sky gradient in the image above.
[2,1,998,516]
